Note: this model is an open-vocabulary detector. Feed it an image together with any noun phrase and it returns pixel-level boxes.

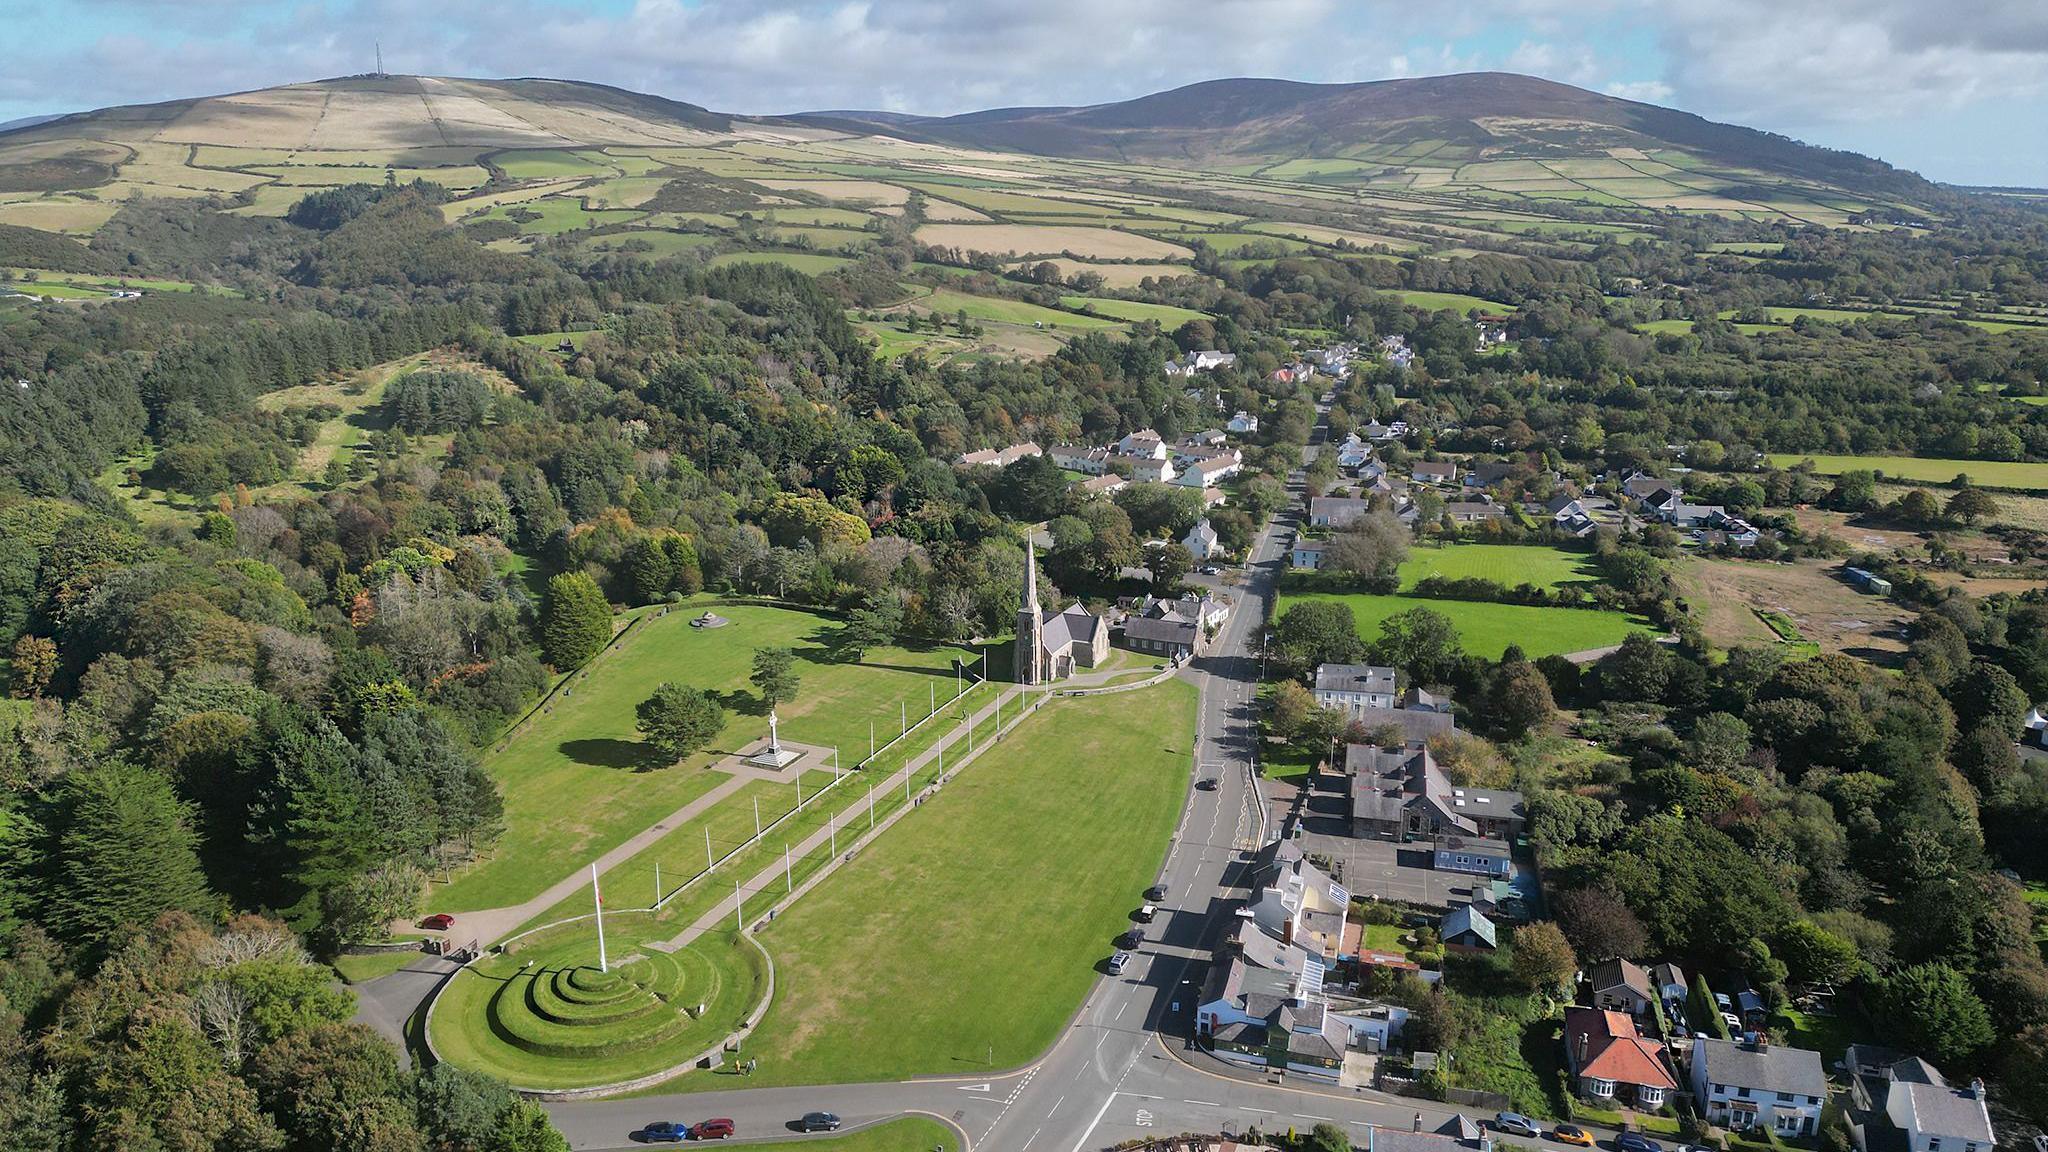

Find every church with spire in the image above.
[1014,538,1110,684]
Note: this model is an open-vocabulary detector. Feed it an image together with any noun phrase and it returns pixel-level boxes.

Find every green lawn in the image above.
[430,601,980,911]
[1278,591,1648,661]
[578,230,720,257]
[1396,543,1601,591]
[478,197,646,235]
[333,950,422,984]
[493,149,621,180]
[1058,295,1209,325]
[703,681,1195,1087]
[429,915,767,1090]
[723,1118,960,1152]
[1765,454,2048,492]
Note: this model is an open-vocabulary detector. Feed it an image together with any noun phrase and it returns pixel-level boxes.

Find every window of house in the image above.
[1736,1087,1750,1098]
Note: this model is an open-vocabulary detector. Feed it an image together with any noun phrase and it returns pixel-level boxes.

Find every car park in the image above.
[1493,1113,1542,1139]
[1614,1134,1664,1152]
[631,1121,687,1144]
[798,1112,841,1132]
[690,1119,736,1140]
[1106,951,1131,975]
[1553,1125,1594,1147]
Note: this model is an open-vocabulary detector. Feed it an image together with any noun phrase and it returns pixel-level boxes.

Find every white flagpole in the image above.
[654,860,661,907]
[592,863,608,973]
[785,843,792,891]
[733,880,742,932]
[754,796,761,840]
[705,824,713,869]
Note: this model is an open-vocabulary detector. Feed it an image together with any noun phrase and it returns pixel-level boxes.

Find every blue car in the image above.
[1614,1133,1664,1152]
[632,1121,687,1144]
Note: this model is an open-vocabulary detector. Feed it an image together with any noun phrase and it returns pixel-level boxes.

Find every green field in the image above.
[1057,295,1209,325]
[1386,290,1518,315]
[1279,591,1648,660]
[478,197,646,235]
[704,682,1195,1087]
[1396,543,1601,591]
[733,1118,960,1152]
[431,601,980,911]
[918,287,1125,330]
[1765,454,2048,492]
[429,915,767,1090]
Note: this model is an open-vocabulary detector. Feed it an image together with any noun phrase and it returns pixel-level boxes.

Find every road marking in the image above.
[1048,1094,1065,1118]
[1243,1107,1276,1114]
[1185,1099,1220,1107]
[957,1083,992,1092]
[1302,1114,1337,1122]
[1115,1001,1128,1020]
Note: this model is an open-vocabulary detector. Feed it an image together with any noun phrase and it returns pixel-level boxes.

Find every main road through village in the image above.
[540,471,1605,1152]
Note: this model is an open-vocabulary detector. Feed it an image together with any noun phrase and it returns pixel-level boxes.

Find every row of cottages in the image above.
[955,442,1042,468]
[1845,1045,1996,1152]
[1197,840,1419,1080]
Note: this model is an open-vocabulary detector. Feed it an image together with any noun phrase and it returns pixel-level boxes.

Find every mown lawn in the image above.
[1396,543,1602,591]
[1764,453,2048,492]
[1277,591,1649,661]
[731,1117,960,1152]
[432,600,980,911]
[705,680,1195,1087]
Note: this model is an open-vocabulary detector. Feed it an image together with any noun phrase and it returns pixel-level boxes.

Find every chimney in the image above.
[1577,1033,1591,1068]
[1968,1078,1985,1100]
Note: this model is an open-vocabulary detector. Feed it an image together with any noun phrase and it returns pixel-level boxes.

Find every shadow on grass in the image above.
[560,737,669,771]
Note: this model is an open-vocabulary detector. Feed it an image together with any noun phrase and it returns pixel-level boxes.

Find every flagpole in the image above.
[592,863,608,973]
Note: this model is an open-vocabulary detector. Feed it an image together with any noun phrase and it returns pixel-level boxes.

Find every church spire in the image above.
[1024,536,1040,615]
[1016,535,1045,685]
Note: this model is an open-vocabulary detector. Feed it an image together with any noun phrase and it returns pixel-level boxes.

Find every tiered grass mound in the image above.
[430,913,765,1089]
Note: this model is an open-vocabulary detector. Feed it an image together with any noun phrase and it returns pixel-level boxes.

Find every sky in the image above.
[2,0,2045,187]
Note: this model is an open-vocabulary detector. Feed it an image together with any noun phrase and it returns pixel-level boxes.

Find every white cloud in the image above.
[1604,79,1674,104]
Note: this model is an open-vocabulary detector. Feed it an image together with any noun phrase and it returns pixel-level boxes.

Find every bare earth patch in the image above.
[1678,557,1911,662]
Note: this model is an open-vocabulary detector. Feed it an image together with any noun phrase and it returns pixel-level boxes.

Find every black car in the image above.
[1144,884,1168,902]
[1196,777,1219,791]
[799,1112,842,1132]
[1614,1134,1664,1152]
[632,1120,687,1144]
[1117,928,1143,949]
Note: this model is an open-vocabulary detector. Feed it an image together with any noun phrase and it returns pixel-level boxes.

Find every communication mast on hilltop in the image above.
[374,41,386,78]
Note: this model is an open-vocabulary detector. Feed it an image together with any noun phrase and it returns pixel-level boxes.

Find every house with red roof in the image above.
[1562,1006,1677,1109]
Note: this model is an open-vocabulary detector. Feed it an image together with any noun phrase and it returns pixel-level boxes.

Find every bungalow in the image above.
[956,442,1042,468]
[1444,500,1508,524]
[1130,457,1176,484]
[1563,1007,1677,1109]
[1620,472,1673,502]
[1433,835,1511,878]
[1175,455,1241,488]
[1291,535,1328,570]
[1122,615,1201,660]
[1309,495,1375,529]
[1050,444,1111,474]
[1362,419,1409,442]
[1635,486,1685,517]
[1200,486,1228,508]
[1845,1045,1996,1152]
[1464,461,1519,490]
[1183,518,1222,560]
[1690,1037,1827,1138]
[1667,502,1726,530]
[1440,905,1497,953]
[1413,460,1460,486]
[1587,958,1656,1017]
[1228,410,1260,434]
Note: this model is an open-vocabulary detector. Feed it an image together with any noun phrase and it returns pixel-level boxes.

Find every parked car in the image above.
[1196,777,1219,791]
[1117,928,1143,949]
[1106,951,1131,975]
[690,1119,736,1140]
[1553,1125,1594,1147]
[1145,884,1168,902]
[1614,1134,1664,1152]
[631,1121,688,1144]
[1493,1113,1542,1139]
[419,913,455,931]
[1134,904,1156,923]
[798,1113,841,1132]
[1721,1012,1742,1033]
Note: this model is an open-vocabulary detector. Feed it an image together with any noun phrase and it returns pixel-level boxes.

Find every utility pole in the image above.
[705,824,713,870]
[829,810,837,859]
[733,880,742,932]
[929,681,935,717]
[868,781,876,830]
[654,861,661,907]
[753,796,761,840]
[592,863,608,973]
[785,843,792,891]
[901,699,906,736]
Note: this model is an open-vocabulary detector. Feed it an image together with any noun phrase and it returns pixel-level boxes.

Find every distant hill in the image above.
[801,72,1937,201]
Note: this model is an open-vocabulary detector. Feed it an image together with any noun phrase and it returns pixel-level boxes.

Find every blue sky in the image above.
[3,0,2044,186]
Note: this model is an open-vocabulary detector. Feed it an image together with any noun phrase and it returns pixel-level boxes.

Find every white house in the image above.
[1050,444,1111,474]
[1308,495,1374,529]
[956,442,1041,468]
[1116,429,1170,460]
[1228,410,1260,434]
[1192,350,1237,370]
[1183,519,1222,560]
[1313,663,1398,713]
[1690,1037,1826,1138]
[1175,456,1240,488]
[1290,534,1326,570]
[1131,457,1176,484]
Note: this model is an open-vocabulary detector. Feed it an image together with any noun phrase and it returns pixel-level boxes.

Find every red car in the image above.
[691,1119,736,1140]
[419,913,456,931]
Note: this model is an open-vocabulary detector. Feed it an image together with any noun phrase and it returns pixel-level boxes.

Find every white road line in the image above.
[1185,1099,1220,1107]
[1069,1092,1119,1152]
[1048,1094,1066,1118]
[1302,1114,1337,1122]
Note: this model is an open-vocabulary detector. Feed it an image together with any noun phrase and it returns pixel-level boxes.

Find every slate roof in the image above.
[1037,601,1105,652]
[1697,1038,1828,1099]
[1317,664,1398,695]
[1588,958,1655,1001]
[1123,616,1198,646]
[1441,905,1497,948]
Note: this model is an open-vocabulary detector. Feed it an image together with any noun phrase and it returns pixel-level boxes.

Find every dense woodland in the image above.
[3,178,2048,1147]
